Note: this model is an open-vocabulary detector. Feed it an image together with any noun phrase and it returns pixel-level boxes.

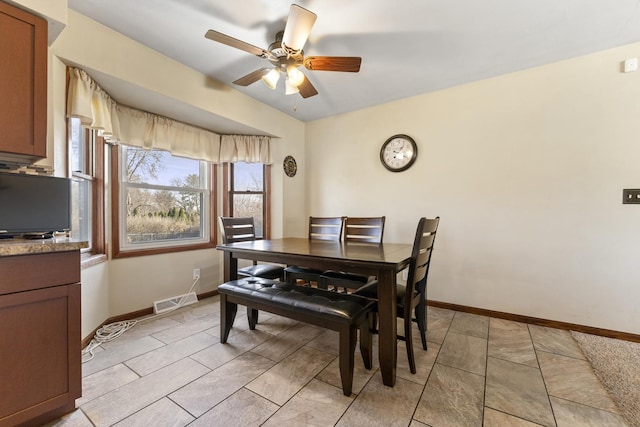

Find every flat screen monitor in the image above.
[0,172,71,235]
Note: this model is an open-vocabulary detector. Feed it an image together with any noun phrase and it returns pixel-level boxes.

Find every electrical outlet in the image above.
[622,189,640,204]
[193,268,201,280]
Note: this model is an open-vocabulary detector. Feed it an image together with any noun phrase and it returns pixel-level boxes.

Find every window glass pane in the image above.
[233,162,263,191]
[233,194,263,236]
[70,178,91,246]
[126,149,201,187]
[70,118,89,174]
[121,146,208,248]
[126,188,203,243]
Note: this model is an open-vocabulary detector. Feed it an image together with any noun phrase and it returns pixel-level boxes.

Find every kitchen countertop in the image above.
[0,237,88,257]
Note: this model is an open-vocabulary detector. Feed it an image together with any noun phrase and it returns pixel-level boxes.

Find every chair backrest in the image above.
[405,217,440,306]
[343,216,385,244]
[219,217,257,244]
[308,216,344,241]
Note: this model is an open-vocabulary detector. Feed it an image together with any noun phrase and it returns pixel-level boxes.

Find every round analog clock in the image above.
[283,155,297,177]
[380,134,418,172]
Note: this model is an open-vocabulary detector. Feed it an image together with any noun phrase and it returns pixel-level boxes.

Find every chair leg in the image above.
[220,294,237,343]
[415,303,428,350]
[359,314,373,370]
[247,308,259,330]
[405,314,416,374]
[338,325,357,396]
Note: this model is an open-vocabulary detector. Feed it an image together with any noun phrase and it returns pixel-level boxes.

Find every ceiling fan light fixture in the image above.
[261,68,280,89]
[285,77,300,95]
[286,66,305,87]
[281,4,317,54]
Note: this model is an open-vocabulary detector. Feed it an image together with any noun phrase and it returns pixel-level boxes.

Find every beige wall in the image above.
[33,4,640,337]
[306,42,640,335]
[48,10,306,338]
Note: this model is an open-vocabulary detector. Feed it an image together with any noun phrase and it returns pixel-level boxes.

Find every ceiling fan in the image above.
[205,4,361,98]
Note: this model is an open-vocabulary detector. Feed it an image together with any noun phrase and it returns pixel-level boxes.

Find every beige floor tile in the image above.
[112,398,194,427]
[451,312,490,339]
[426,314,453,345]
[188,388,279,427]
[98,317,182,349]
[169,351,275,417]
[414,363,485,427]
[81,358,210,427]
[488,318,538,367]
[482,408,545,426]
[82,335,165,377]
[315,347,379,395]
[151,313,219,344]
[550,396,629,427]
[190,328,275,370]
[263,379,354,427]
[78,363,139,406]
[338,375,424,427]
[42,409,94,427]
[247,346,335,405]
[251,322,325,362]
[528,325,585,359]
[485,357,555,427]
[427,305,457,320]
[396,341,440,385]
[436,331,488,375]
[537,351,620,413]
[125,331,217,376]
[306,329,340,355]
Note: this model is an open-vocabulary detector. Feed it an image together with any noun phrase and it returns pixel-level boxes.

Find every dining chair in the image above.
[353,216,440,374]
[319,216,385,292]
[218,217,284,280]
[284,216,344,287]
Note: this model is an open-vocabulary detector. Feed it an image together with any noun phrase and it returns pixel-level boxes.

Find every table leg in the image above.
[376,268,397,387]
[223,252,238,282]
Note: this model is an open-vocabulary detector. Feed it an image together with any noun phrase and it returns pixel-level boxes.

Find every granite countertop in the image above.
[0,237,88,257]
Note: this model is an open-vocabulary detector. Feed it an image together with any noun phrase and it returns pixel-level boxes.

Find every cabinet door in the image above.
[0,2,47,159]
[0,284,81,427]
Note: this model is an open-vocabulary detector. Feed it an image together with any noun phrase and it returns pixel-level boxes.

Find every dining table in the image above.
[216,237,414,387]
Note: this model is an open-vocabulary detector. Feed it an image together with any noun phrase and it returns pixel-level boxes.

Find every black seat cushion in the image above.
[321,270,370,284]
[219,278,374,324]
[284,265,324,275]
[353,281,411,307]
[239,264,284,280]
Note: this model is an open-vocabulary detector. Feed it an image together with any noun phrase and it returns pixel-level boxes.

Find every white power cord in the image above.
[82,277,200,363]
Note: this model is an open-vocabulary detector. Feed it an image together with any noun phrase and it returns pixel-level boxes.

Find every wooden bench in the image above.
[218,277,375,396]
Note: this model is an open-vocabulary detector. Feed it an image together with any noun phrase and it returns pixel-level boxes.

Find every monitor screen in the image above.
[0,172,71,235]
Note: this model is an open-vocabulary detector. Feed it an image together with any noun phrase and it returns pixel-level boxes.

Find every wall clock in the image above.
[283,155,297,177]
[380,134,418,172]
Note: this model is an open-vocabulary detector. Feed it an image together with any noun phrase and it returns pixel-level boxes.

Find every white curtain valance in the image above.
[66,67,272,164]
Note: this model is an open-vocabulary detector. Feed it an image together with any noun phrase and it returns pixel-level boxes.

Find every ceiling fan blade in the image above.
[281,4,317,53]
[233,68,271,86]
[297,75,318,99]
[304,56,362,72]
[205,29,270,58]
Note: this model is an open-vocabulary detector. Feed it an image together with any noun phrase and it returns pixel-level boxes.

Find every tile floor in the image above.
[46,295,629,427]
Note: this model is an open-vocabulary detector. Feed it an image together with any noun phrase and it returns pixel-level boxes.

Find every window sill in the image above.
[81,253,108,269]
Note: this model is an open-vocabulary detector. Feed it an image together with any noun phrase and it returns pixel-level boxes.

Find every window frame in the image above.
[111,145,217,258]
[67,119,107,268]
[222,162,271,239]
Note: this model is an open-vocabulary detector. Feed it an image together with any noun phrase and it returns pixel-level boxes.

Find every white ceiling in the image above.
[67,0,640,132]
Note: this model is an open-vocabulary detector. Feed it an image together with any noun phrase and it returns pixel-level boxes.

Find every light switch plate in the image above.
[624,58,638,73]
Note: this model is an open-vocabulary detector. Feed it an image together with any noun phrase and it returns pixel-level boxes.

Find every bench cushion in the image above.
[218,278,374,325]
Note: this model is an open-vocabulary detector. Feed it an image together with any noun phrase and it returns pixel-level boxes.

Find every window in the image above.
[224,162,271,238]
[68,117,105,264]
[113,145,215,256]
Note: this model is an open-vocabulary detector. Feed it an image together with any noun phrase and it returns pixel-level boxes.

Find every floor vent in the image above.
[153,292,198,314]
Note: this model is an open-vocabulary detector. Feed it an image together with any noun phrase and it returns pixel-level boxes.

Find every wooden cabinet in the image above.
[0,1,47,162]
[0,251,81,427]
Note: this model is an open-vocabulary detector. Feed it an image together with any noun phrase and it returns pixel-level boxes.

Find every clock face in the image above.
[380,134,417,172]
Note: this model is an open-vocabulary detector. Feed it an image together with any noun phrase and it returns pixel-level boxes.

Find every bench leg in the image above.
[247,308,259,330]
[338,325,357,396]
[220,294,237,343]
[359,314,373,370]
